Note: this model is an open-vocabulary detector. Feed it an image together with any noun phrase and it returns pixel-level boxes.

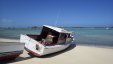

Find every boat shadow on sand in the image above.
[0,42,76,64]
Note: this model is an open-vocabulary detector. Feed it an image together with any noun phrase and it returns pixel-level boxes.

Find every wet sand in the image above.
[0,38,113,64]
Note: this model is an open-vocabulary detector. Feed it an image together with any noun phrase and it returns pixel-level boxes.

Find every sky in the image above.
[0,0,113,27]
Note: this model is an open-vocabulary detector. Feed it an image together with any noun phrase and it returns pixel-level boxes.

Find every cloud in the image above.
[0,18,14,23]
[0,18,15,27]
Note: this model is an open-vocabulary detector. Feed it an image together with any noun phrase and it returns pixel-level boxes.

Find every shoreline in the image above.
[0,38,113,64]
[77,44,113,49]
[0,37,113,48]
[0,38,19,42]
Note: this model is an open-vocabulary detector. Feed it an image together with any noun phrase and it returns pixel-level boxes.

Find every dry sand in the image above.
[0,38,113,64]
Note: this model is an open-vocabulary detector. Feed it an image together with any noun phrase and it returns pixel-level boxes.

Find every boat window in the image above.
[58,33,67,44]
[40,26,50,39]
[66,34,71,42]
[40,26,60,45]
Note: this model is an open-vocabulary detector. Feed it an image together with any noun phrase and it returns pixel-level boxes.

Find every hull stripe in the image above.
[25,47,42,56]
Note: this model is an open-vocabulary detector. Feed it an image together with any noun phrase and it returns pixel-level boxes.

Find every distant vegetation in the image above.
[31,26,42,29]
[0,26,42,29]
[0,26,113,29]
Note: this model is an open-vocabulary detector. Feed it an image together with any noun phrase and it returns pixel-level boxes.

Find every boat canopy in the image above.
[43,25,72,34]
[40,25,72,44]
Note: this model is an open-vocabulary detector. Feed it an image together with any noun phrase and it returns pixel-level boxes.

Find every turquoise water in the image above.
[0,28,113,46]
[0,28,41,39]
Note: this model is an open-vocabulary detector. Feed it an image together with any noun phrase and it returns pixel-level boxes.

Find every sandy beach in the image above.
[0,38,113,64]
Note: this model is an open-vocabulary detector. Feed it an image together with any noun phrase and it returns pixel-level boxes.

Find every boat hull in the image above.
[0,51,23,60]
[25,44,70,56]
[0,42,24,60]
[43,44,70,55]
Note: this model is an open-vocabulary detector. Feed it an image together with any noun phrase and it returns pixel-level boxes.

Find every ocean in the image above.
[0,27,113,46]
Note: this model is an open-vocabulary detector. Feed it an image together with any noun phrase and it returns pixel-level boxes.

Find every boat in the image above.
[0,42,24,60]
[20,25,74,56]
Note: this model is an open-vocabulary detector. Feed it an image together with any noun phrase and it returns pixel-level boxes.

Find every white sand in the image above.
[0,38,19,42]
[0,38,113,64]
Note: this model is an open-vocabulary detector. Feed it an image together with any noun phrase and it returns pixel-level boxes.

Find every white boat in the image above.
[20,25,74,56]
[0,42,24,60]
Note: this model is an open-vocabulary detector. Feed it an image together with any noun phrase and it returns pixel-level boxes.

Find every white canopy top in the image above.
[43,25,72,33]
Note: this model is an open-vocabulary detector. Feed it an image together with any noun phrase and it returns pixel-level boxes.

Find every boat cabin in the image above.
[38,25,73,45]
